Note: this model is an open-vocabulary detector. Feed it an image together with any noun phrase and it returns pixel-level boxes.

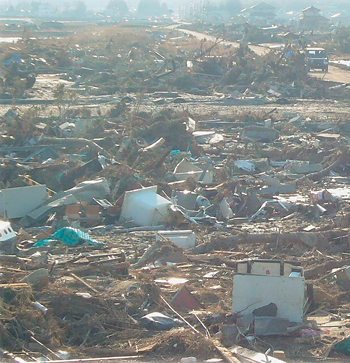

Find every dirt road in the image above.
[177,28,350,84]
[311,65,350,83]
[177,28,268,55]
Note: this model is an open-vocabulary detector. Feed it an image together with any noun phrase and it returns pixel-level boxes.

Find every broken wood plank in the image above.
[304,259,350,279]
[30,334,63,360]
[212,341,242,363]
[141,137,165,152]
[42,136,112,158]
[160,295,200,334]
[85,252,125,261]
[89,261,130,270]
[232,345,287,363]
[0,255,31,264]
[21,356,140,363]
[0,283,28,288]
[296,149,348,183]
[68,272,99,293]
[0,267,27,273]
[0,321,16,348]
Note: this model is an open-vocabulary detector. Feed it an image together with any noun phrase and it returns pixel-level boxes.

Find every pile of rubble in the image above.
[2,21,350,363]
[0,22,334,104]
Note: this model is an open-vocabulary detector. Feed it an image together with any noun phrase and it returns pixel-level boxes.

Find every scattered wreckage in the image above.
[1,107,350,363]
[1,19,350,363]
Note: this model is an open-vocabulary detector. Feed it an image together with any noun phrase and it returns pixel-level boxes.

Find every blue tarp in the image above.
[3,54,21,66]
[34,227,104,247]
[333,336,350,356]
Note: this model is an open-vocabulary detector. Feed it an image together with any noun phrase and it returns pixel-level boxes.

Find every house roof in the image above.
[251,2,276,11]
[300,14,329,23]
[251,11,276,18]
[302,6,321,13]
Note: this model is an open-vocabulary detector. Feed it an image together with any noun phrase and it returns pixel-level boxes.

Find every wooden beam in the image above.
[21,356,140,363]
[232,345,287,363]
[212,341,242,363]
[68,272,99,294]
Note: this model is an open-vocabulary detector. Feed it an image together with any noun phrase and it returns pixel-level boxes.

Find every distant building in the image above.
[241,2,276,26]
[299,6,329,31]
[275,9,299,27]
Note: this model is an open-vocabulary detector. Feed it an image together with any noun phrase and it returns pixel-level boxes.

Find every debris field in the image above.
[1,20,350,363]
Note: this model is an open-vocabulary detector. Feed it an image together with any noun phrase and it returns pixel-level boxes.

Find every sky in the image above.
[1,0,350,13]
